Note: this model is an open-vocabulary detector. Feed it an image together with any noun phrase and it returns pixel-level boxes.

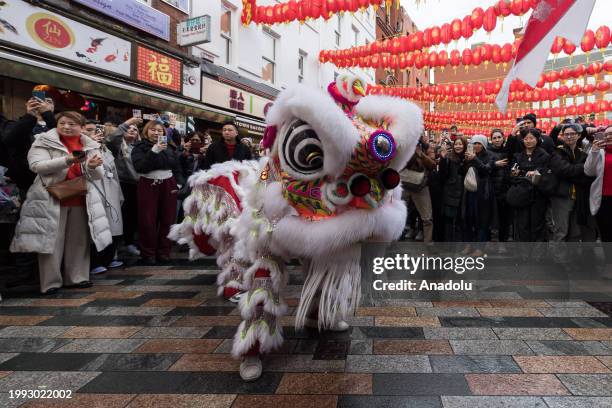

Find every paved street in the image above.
[0,259,611,408]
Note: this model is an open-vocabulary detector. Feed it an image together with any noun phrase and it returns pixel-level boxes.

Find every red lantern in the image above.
[572,64,586,78]
[423,28,433,48]
[605,60,612,73]
[471,7,484,30]
[438,50,449,68]
[461,16,473,40]
[569,84,581,96]
[597,81,611,93]
[551,36,565,54]
[483,6,497,32]
[501,43,513,64]
[511,0,523,16]
[287,1,299,20]
[563,41,576,55]
[497,0,512,17]
[450,49,461,67]
[391,37,401,54]
[481,43,493,62]
[595,26,611,49]
[327,0,339,13]
[492,44,502,65]
[451,18,462,41]
[431,25,441,46]
[461,48,473,66]
[559,68,571,80]
[472,47,482,66]
[581,29,595,53]
[441,23,452,45]
[584,84,595,94]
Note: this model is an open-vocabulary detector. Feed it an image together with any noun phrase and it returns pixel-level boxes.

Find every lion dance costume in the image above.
[169,75,423,380]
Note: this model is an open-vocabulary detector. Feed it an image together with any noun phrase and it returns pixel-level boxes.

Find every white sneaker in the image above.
[90,266,107,275]
[330,319,350,332]
[125,245,140,256]
[240,355,262,381]
[108,260,123,268]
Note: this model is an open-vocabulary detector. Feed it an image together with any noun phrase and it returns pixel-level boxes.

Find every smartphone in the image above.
[132,109,142,119]
[95,124,104,134]
[32,90,46,101]
[73,150,85,159]
[594,132,605,142]
[466,144,474,154]
[158,135,167,144]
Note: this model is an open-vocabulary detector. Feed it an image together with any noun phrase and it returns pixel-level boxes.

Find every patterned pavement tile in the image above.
[357,327,425,339]
[142,299,203,307]
[465,374,570,395]
[372,373,471,396]
[126,394,235,408]
[29,299,93,307]
[423,328,497,340]
[487,300,551,308]
[526,341,612,356]
[170,316,243,326]
[0,316,54,326]
[477,308,544,317]
[0,355,18,365]
[557,374,612,396]
[169,354,240,371]
[53,339,147,353]
[22,394,135,408]
[432,301,493,308]
[38,316,153,327]
[0,338,71,353]
[375,317,441,327]
[450,340,534,355]
[439,317,586,328]
[346,355,431,373]
[349,340,373,355]
[373,340,453,355]
[356,307,417,317]
[0,326,73,338]
[546,301,593,308]
[563,328,612,341]
[97,307,175,316]
[130,327,211,339]
[276,373,372,394]
[263,354,345,372]
[538,308,609,318]
[416,307,480,317]
[493,328,572,340]
[597,356,612,370]
[338,395,442,408]
[134,339,222,353]
[59,326,143,339]
[82,353,181,371]
[513,356,611,373]
[0,353,101,371]
[543,396,612,407]
[440,396,547,408]
[232,395,335,408]
[84,291,145,299]
[0,371,101,392]
[430,355,522,373]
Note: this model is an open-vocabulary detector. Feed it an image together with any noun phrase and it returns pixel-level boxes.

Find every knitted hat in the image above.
[470,134,488,150]
[523,113,537,127]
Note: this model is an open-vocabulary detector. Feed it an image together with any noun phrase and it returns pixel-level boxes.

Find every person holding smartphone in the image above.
[199,122,252,170]
[131,120,185,265]
[10,111,111,295]
[585,125,612,243]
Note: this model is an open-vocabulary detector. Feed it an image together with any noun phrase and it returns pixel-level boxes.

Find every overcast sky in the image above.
[401,0,611,56]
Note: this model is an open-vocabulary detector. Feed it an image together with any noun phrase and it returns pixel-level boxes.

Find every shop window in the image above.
[298,51,306,83]
[262,28,277,84]
[221,4,233,65]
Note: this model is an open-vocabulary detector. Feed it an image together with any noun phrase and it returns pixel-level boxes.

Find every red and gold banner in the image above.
[136,46,182,93]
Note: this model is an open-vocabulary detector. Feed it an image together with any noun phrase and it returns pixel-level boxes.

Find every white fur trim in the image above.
[265,84,359,178]
[239,288,288,320]
[354,95,423,171]
[336,73,367,103]
[231,320,284,358]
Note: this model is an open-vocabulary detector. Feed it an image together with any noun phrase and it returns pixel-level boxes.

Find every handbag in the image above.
[400,169,427,191]
[506,177,535,208]
[43,162,87,201]
[464,166,478,192]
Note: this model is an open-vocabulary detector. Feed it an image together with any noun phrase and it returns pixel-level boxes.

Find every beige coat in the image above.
[10,129,113,254]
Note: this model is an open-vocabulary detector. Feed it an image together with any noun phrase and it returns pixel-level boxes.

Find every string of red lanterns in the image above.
[323,0,536,59]
[320,26,611,71]
[240,0,399,26]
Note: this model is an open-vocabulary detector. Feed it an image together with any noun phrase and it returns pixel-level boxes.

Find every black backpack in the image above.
[506,177,535,208]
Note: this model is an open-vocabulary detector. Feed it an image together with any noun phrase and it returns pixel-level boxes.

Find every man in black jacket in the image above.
[200,122,252,170]
[2,97,56,198]
[549,124,595,242]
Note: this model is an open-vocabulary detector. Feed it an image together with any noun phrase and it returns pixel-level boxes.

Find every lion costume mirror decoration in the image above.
[169,75,423,381]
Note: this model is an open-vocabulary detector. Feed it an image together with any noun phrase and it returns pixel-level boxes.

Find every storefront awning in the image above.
[0,50,232,123]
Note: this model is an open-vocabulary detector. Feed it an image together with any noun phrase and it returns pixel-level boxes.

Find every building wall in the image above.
[191,0,376,92]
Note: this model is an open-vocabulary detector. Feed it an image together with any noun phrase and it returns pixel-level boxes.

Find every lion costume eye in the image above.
[282,120,324,176]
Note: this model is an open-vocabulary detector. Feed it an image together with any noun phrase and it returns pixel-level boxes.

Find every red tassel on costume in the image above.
[193,233,216,255]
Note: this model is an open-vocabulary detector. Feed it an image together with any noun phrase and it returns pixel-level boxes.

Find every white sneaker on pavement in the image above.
[90,266,107,275]
[108,260,123,268]
[240,355,263,381]
[125,245,140,256]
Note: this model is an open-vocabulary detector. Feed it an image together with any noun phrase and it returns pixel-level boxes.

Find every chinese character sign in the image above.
[229,89,246,111]
[137,46,181,92]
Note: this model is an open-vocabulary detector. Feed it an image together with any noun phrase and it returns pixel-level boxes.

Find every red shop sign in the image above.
[136,46,181,92]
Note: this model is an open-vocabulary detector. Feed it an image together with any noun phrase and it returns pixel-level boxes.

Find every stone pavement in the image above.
[0,259,611,407]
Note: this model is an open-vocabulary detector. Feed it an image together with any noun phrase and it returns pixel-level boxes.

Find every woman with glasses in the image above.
[549,124,596,242]
[585,125,612,242]
[107,117,142,257]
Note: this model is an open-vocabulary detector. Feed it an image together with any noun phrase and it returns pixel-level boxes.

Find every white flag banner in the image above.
[496,0,596,112]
